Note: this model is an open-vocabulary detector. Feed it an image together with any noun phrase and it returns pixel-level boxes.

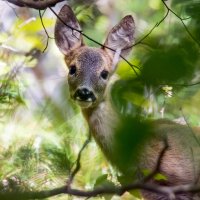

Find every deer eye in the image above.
[100,70,109,80]
[69,65,76,75]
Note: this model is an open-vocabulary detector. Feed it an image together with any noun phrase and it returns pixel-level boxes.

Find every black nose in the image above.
[74,88,96,102]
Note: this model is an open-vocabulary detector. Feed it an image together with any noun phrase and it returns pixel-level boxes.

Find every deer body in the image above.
[55,5,200,199]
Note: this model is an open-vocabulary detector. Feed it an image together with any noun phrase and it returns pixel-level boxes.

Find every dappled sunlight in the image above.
[1,0,200,199]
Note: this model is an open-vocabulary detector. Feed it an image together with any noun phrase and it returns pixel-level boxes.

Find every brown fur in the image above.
[54,5,200,200]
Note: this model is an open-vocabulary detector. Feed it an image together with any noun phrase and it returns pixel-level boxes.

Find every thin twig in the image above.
[38,10,54,52]
[41,9,47,17]
[180,108,200,147]
[160,81,200,88]
[5,1,19,18]
[67,133,91,187]
[125,0,200,50]
[161,0,200,47]
[124,8,170,51]
[49,7,140,75]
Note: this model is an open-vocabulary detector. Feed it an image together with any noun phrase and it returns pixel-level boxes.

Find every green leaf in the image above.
[129,189,143,199]
[94,174,116,200]
[19,18,54,32]
[94,174,115,188]
[154,173,167,181]
[110,117,155,174]
[142,169,167,181]
[142,169,151,176]
[140,40,199,86]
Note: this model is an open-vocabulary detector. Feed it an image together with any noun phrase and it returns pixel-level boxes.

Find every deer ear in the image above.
[55,5,83,55]
[103,15,135,58]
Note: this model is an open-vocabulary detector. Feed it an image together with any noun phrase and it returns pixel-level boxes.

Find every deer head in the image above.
[55,5,135,108]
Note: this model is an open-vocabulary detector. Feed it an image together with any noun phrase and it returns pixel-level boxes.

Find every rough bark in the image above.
[5,0,65,9]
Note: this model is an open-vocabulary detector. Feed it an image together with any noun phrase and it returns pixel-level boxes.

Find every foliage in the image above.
[1,0,200,199]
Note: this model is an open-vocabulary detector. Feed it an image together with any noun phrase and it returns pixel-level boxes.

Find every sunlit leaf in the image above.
[141,169,167,181]
[94,174,114,187]
[18,18,54,33]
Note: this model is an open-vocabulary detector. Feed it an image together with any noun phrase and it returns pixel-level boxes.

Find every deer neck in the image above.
[81,77,119,156]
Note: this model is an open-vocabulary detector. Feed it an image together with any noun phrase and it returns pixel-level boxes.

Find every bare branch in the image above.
[5,0,65,10]
[125,0,200,51]
[0,181,200,199]
[161,0,200,47]
[38,9,54,52]
[123,7,170,52]
[130,9,170,48]
[0,132,196,200]
[67,134,91,187]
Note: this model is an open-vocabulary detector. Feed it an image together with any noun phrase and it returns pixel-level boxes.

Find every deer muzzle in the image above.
[74,88,96,102]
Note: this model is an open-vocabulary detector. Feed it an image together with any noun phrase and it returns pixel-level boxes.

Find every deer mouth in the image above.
[75,98,95,108]
[72,94,96,108]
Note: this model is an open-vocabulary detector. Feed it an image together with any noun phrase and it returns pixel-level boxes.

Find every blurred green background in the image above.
[0,0,200,199]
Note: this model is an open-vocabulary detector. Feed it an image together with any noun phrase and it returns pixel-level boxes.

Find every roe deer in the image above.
[54,5,200,200]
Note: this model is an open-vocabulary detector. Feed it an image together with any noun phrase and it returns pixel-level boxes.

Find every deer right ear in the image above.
[55,5,83,55]
[103,15,135,59]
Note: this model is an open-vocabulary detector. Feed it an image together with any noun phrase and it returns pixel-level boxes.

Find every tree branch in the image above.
[0,139,198,200]
[0,181,200,200]
[5,0,65,10]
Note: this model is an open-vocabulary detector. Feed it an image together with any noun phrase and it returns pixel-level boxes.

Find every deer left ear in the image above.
[55,5,84,55]
[103,15,135,59]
